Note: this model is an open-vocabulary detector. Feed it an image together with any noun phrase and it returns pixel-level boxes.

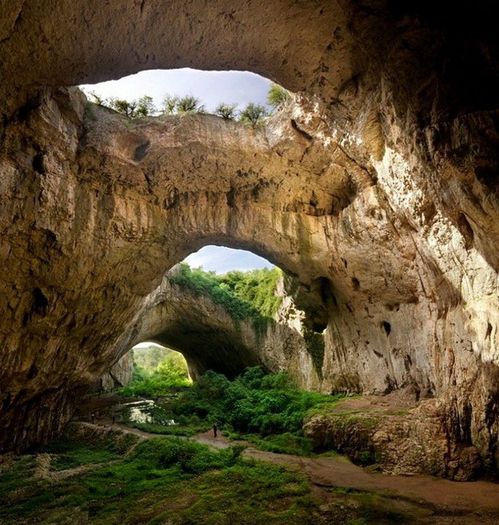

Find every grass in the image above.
[132,421,209,437]
[0,432,436,525]
[225,431,314,456]
[50,444,120,471]
[0,435,321,525]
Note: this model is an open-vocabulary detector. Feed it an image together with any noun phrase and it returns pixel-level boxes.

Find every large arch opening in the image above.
[116,244,321,383]
[80,68,274,116]
[0,2,497,487]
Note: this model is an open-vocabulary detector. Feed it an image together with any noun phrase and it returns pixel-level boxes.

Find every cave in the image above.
[0,0,498,492]
[102,244,325,385]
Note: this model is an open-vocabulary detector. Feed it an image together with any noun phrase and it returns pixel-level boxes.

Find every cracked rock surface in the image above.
[0,1,498,477]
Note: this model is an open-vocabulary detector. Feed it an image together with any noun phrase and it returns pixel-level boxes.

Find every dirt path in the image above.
[194,430,499,513]
[87,421,499,515]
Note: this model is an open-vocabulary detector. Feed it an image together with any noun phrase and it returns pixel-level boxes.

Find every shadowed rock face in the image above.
[116,268,320,385]
[0,1,498,476]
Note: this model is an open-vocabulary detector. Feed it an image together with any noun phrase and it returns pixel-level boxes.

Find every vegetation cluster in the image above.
[169,263,282,324]
[0,434,318,524]
[121,347,191,397]
[86,83,290,127]
[122,366,343,456]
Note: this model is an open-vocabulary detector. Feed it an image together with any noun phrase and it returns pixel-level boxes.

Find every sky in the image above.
[184,245,274,274]
[81,69,274,274]
[80,67,271,113]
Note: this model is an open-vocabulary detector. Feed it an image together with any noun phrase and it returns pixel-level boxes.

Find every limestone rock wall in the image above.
[0,0,497,475]
[99,353,134,392]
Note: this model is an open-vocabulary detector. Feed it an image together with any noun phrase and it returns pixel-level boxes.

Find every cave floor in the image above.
[100,421,499,517]
[78,392,499,520]
[2,418,499,524]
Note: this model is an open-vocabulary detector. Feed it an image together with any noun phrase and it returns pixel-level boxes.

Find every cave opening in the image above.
[1,3,499,519]
[122,244,284,382]
[79,67,287,122]
[131,341,191,387]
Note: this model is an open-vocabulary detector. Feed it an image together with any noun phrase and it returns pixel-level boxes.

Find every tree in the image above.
[239,103,267,127]
[102,96,156,118]
[267,83,290,110]
[135,95,156,117]
[109,98,137,118]
[176,95,204,113]
[215,103,237,120]
[162,94,179,114]
[161,94,204,115]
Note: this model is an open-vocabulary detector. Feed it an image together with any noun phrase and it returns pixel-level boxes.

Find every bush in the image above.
[120,366,343,456]
[162,94,179,114]
[169,367,342,449]
[177,95,204,113]
[162,94,204,114]
[215,103,237,120]
[267,83,290,109]
[96,95,156,118]
[135,95,155,117]
[239,103,267,127]
[132,437,242,473]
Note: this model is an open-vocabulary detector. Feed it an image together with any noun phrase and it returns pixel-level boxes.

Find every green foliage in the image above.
[161,367,342,455]
[220,267,282,318]
[132,345,173,373]
[162,94,204,114]
[169,263,282,326]
[135,95,155,117]
[86,81,292,127]
[120,350,191,397]
[108,97,136,117]
[132,421,207,436]
[86,82,293,128]
[215,102,237,120]
[47,442,121,471]
[162,93,179,114]
[242,432,314,456]
[96,94,156,118]
[170,263,258,321]
[131,437,240,473]
[267,83,290,109]
[0,436,318,525]
[177,94,204,113]
[239,102,268,127]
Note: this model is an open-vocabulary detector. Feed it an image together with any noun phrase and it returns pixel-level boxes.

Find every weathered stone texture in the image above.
[0,1,498,476]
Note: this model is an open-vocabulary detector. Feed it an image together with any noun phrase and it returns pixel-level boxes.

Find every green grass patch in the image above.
[0,436,323,525]
[132,421,209,437]
[50,444,120,471]
[245,432,314,456]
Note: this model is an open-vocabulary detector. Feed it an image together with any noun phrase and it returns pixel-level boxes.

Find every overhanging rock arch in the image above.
[0,1,355,112]
[0,1,497,477]
[116,267,322,386]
